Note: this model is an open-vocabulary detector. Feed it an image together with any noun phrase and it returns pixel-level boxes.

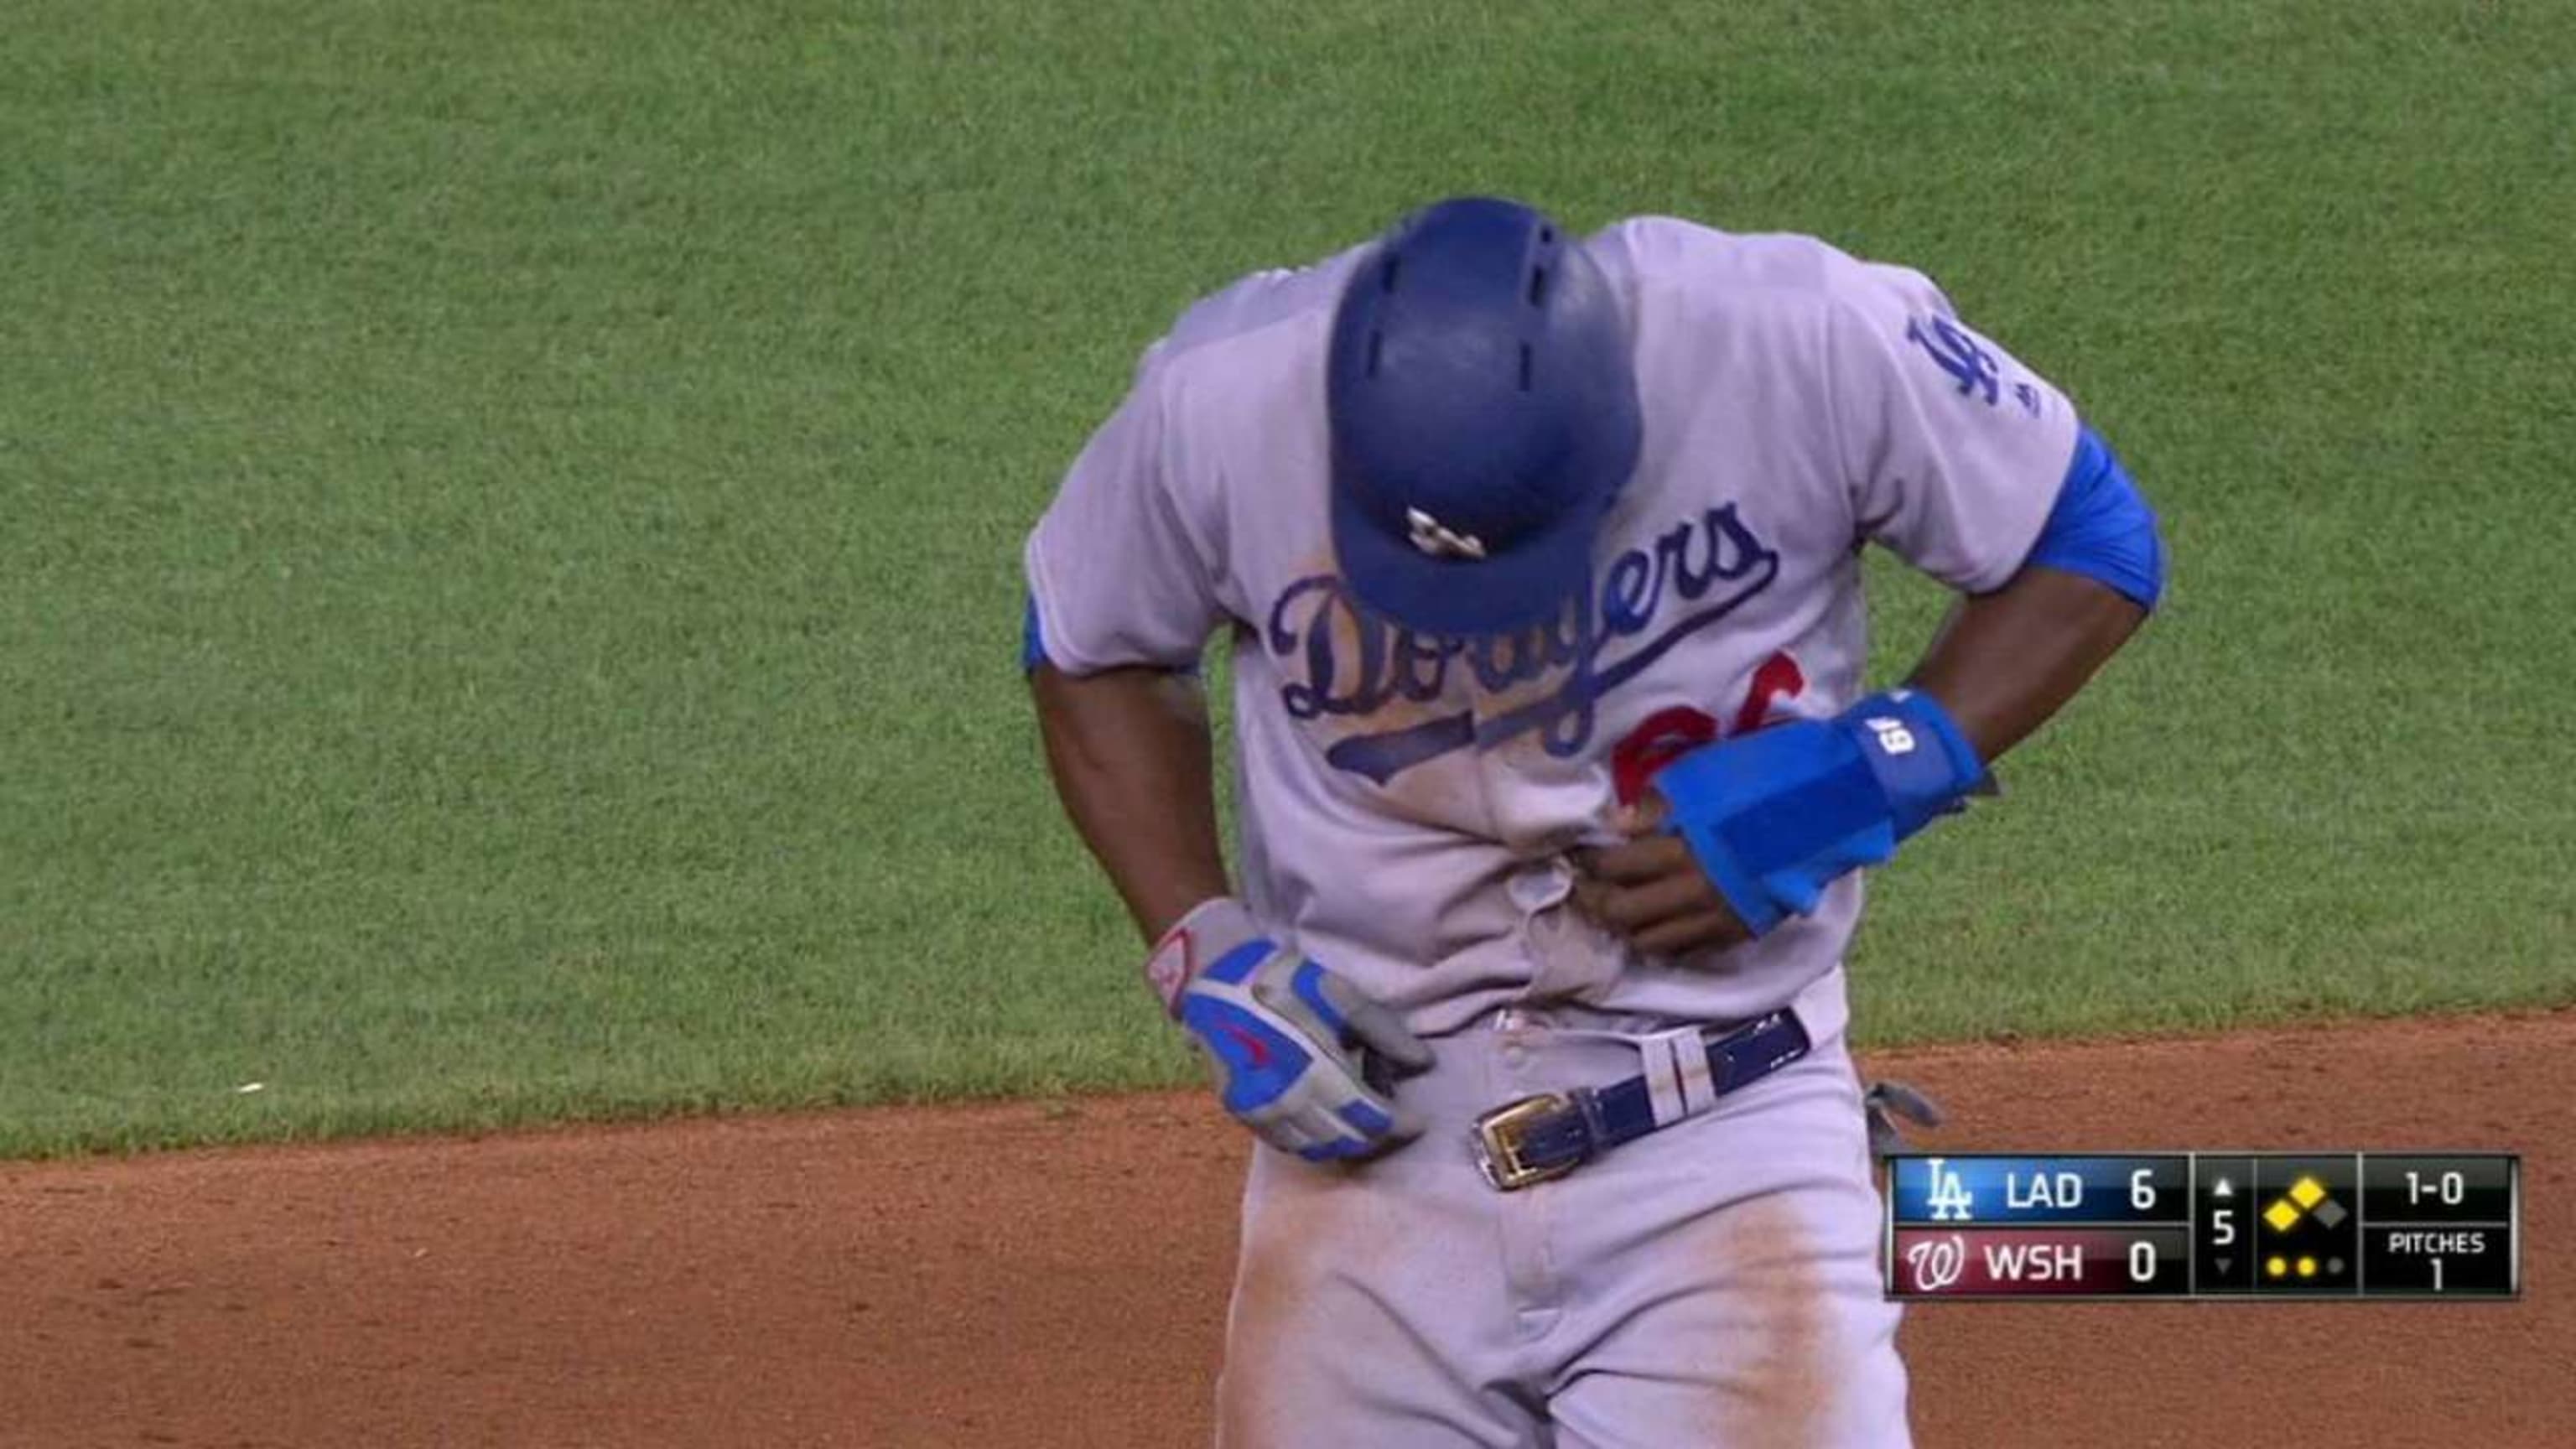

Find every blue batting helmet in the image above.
[1326,197,1640,637]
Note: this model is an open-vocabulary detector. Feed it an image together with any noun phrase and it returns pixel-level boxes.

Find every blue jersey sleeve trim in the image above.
[1021,595,1052,673]
[2024,424,2166,611]
[1021,594,1204,677]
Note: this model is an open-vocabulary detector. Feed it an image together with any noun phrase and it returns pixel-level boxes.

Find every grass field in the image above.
[4,1,2569,1157]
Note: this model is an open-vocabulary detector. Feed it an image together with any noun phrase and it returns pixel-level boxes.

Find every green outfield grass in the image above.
[4,0,2568,1156]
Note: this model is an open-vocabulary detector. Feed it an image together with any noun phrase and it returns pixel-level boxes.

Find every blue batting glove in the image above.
[1145,898,1434,1162]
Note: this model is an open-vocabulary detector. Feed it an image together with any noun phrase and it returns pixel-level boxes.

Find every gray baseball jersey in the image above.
[1026,216,2078,1036]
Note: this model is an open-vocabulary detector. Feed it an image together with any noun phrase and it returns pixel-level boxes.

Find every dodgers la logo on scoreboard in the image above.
[1923,1158,1975,1223]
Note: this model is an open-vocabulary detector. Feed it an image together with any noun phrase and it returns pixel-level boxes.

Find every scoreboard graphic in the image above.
[1885,1154,2520,1301]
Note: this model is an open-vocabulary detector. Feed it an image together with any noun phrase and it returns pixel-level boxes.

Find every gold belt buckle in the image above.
[1470,1093,1577,1192]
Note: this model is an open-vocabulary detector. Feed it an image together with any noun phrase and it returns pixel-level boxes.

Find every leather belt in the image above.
[1469,1009,1814,1191]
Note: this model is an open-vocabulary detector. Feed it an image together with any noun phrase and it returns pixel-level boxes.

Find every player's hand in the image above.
[1147,898,1435,1162]
[1571,796,1756,958]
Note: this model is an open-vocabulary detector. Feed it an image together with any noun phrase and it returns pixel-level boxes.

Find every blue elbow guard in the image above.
[1653,690,1986,937]
[2026,425,2165,611]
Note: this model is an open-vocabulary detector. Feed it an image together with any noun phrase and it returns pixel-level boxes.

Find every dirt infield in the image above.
[3,1011,2565,1448]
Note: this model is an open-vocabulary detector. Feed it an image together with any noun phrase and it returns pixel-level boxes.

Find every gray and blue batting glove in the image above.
[1145,897,1434,1162]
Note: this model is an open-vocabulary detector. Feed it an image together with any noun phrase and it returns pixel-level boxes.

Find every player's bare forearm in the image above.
[1030,662,1233,943]
[1904,563,2150,764]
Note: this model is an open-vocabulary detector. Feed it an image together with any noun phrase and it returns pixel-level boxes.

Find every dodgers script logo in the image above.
[1265,506,1780,783]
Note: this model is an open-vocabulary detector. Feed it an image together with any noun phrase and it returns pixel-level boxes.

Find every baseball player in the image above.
[1023,199,2163,1447]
